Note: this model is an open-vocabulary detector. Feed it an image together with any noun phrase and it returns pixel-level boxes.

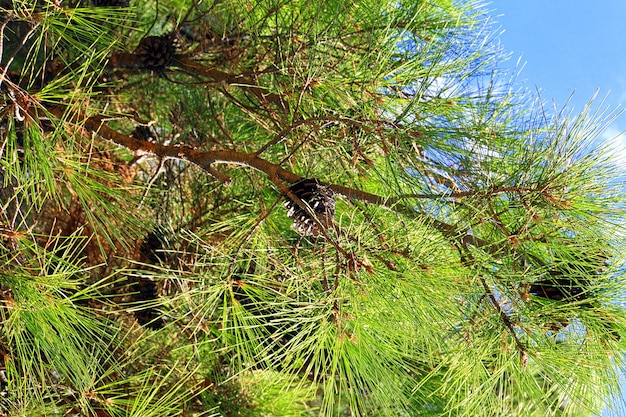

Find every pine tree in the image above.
[1,0,625,416]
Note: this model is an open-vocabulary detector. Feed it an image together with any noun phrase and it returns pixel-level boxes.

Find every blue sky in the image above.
[487,1,626,161]
[486,3,626,416]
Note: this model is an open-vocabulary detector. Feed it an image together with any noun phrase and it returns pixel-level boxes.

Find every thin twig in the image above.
[0,21,40,89]
[393,186,537,201]
[479,276,528,368]
[0,15,11,65]
[138,156,168,208]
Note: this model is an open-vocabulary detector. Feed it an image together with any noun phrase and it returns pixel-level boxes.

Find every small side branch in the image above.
[175,56,289,112]
[393,186,537,201]
[480,276,528,368]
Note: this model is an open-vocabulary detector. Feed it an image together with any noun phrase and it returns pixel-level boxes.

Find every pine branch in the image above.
[46,103,519,271]
[106,51,289,111]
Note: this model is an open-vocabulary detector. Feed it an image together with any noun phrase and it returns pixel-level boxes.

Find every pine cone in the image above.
[129,276,164,330]
[283,179,335,236]
[135,35,177,71]
[131,125,156,141]
[528,277,591,331]
[529,278,586,301]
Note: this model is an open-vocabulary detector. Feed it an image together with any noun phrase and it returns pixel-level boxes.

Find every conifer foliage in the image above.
[1,0,626,416]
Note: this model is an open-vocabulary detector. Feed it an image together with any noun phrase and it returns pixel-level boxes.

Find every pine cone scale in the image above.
[283,179,335,236]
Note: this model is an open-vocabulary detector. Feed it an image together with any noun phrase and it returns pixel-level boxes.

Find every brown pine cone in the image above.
[283,179,335,236]
[529,278,586,301]
[135,35,177,71]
